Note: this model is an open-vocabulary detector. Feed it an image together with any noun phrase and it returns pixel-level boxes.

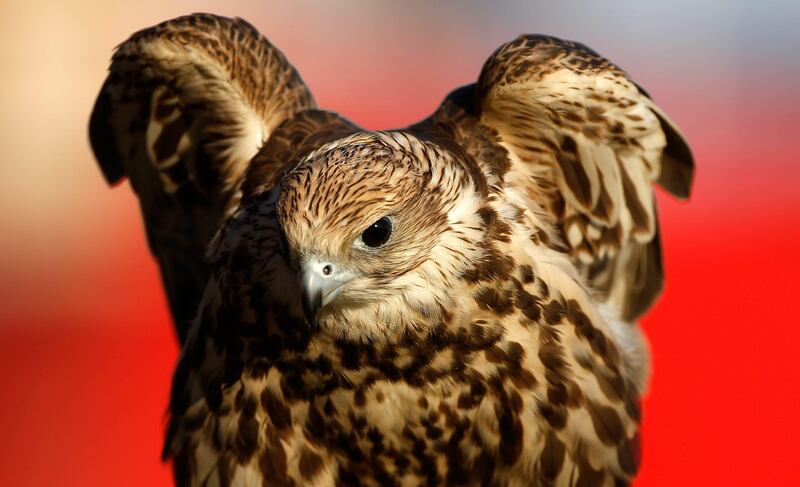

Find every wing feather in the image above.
[89,13,315,341]
[449,35,694,320]
[240,109,363,200]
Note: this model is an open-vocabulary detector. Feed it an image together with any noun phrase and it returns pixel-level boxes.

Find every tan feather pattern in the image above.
[88,16,694,487]
[89,13,315,341]
[165,130,648,485]
[474,35,694,320]
[241,109,363,200]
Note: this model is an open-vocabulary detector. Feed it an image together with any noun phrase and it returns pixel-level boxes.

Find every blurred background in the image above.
[1,0,797,485]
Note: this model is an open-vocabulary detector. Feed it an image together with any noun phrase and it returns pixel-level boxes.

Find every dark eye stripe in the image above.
[361,217,392,248]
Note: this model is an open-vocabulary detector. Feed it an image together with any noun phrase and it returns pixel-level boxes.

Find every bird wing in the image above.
[433,35,693,321]
[89,13,315,341]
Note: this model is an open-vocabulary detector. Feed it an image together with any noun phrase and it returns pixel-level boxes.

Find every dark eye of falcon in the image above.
[360,217,392,248]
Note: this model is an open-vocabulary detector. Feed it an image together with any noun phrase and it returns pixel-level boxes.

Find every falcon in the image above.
[90,13,693,486]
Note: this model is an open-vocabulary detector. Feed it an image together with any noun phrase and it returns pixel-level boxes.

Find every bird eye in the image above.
[360,217,392,248]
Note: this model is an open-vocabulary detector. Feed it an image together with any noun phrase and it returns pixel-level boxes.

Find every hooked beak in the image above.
[299,258,355,327]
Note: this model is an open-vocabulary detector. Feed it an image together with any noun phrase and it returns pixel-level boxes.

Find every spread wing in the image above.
[89,13,315,341]
[437,35,693,321]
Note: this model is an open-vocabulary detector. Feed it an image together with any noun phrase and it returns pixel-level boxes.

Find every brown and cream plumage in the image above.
[89,14,693,486]
[90,14,315,342]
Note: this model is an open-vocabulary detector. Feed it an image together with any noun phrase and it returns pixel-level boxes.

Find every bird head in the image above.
[275,131,487,343]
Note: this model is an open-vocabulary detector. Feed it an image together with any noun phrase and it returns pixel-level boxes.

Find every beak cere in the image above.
[298,258,354,327]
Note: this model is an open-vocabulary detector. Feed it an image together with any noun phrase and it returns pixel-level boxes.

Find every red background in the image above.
[1,2,798,485]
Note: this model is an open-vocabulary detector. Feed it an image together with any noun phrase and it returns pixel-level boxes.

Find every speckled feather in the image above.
[89,13,315,342]
[474,35,693,321]
[89,15,693,487]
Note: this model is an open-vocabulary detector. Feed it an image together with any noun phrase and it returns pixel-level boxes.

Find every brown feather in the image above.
[469,34,691,320]
[88,13,315,341]
[653,110,695,199]
[88,81,125,184]
[88,19,692,486]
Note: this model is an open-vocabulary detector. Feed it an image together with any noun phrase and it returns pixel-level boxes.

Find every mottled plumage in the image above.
[90,14,315,342]
[89,14,693,486]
